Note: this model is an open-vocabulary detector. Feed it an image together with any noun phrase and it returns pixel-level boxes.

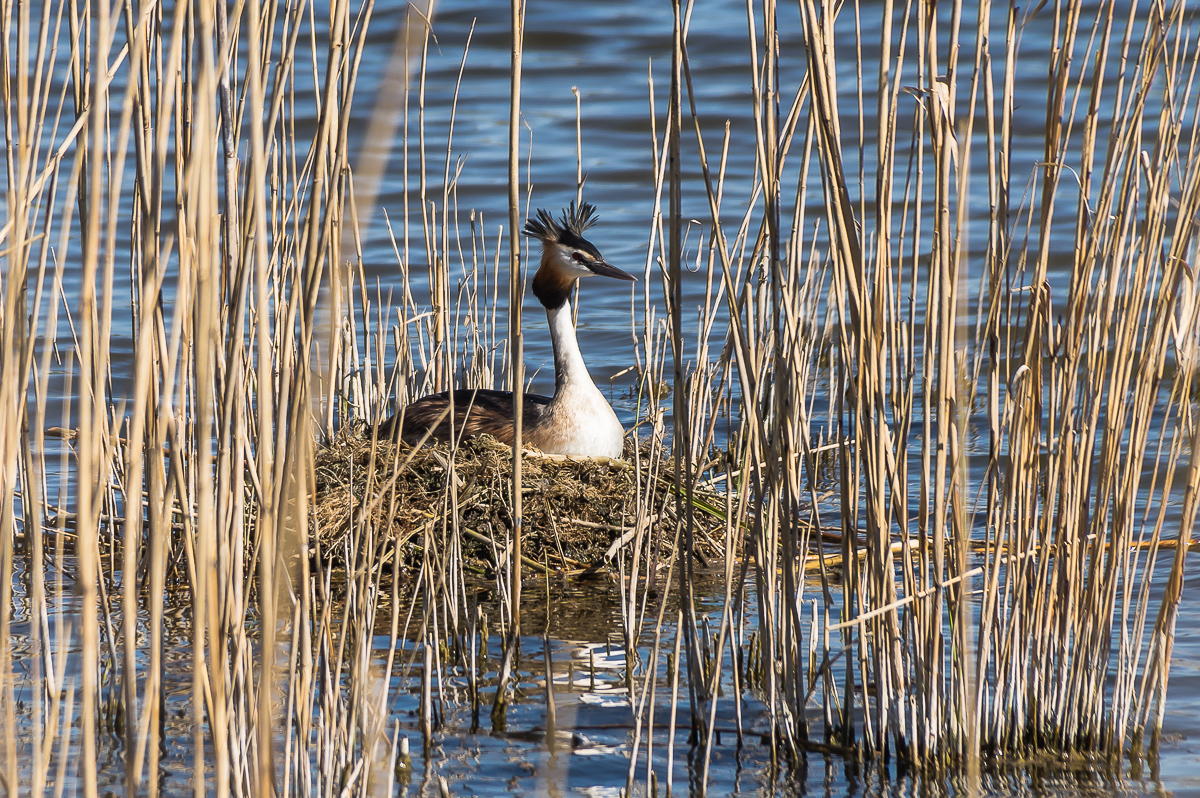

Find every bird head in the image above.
[524,202,635,309]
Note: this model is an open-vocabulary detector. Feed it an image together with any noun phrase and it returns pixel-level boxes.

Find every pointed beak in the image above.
[587,259,637,282]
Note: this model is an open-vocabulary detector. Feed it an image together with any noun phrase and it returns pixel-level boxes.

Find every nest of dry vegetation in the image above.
[311,428,727,574]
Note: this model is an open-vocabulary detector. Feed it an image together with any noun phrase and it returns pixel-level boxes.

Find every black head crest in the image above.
[523,201,600,253]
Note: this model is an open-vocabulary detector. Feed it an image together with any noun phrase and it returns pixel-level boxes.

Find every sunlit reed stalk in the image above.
[0,0,35,785]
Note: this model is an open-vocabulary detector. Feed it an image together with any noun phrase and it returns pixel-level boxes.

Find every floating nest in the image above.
[311,429,727,575]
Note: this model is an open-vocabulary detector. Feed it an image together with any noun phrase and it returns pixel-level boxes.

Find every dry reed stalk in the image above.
[0,0,40,789]
[668,0,707,757]
[507,0,526,649]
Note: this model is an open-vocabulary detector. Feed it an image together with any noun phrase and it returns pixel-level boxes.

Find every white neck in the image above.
[536,298,626,458]
[546,301,592,394]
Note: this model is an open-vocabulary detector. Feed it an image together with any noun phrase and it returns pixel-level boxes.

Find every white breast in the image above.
[531,383,626,459]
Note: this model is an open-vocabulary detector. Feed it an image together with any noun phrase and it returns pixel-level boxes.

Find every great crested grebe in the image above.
[378,202,635,459]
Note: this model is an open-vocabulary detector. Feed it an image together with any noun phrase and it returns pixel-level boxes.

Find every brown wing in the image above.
[376,389,551,446]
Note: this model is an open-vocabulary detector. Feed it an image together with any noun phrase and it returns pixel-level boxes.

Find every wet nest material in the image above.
[311,430,728,574]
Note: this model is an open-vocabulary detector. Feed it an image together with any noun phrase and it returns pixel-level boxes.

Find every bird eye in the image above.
[572,251,585,262]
